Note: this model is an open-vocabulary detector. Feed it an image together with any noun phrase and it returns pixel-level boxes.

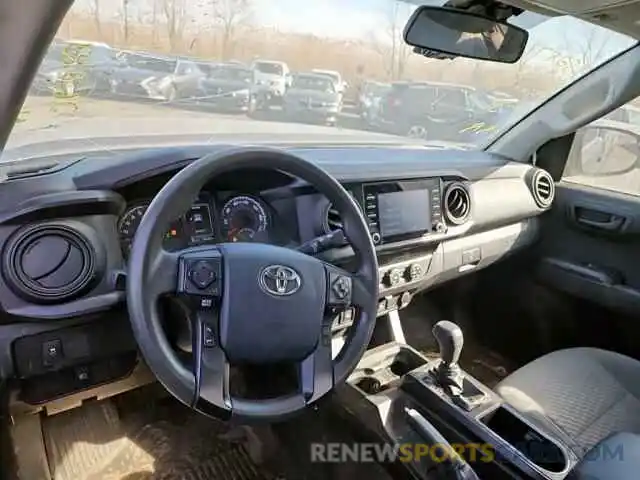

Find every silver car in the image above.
[283,73,341,126]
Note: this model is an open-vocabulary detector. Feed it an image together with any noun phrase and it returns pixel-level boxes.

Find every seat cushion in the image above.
[572,432,640,480]
[495,347,640,459]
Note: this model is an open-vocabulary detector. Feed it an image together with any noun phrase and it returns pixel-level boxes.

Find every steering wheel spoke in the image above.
[191,309,232,416]
[147,247,180,298]
[299,325,334,403]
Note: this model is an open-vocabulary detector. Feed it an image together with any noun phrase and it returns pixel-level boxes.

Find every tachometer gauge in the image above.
[118,203,182,257]
[221,195,268,242]
[118,204,149,257]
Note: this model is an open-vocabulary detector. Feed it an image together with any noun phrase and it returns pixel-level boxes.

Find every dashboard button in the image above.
[384,268,402,287]
[42,339,63,367]
[371,232,381,244]
[400,292,412,308]
[386,295,398,309]
[405,263,423,282]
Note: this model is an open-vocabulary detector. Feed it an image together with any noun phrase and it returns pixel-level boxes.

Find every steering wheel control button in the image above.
[327,270,352,306]
[179,254,222,296]
[332,277,350,299]
[203,324,216,347]
[189,260,217,289]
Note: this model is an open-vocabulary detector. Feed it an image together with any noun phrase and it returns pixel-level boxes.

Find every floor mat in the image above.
[42,392,275,480]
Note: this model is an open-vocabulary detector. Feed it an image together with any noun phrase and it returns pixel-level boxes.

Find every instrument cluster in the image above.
[117,192,274,258]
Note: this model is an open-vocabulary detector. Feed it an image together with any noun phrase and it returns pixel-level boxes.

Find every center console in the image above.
[351,177,471,319]
[344,321,576,480]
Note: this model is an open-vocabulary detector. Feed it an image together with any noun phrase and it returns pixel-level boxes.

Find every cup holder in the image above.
[356,377,385,394]
[390,350,424,376]
[351,345,429,395]
[483,406,569,474]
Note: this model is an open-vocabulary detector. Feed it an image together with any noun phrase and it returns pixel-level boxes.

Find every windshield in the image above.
[314,71,340,83]
[291,75,335,92]
[212,66,253,82]
[6,1,638,159]
[254,62,283,75]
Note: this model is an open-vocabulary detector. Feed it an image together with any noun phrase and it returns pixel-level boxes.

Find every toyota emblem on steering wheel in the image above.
[258,265,302,296]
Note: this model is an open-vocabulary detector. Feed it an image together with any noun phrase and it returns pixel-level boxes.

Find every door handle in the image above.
[572,206,625,231]
[576,216,624,230]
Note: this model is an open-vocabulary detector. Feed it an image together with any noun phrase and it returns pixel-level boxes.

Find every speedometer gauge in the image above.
[221,195,268,242]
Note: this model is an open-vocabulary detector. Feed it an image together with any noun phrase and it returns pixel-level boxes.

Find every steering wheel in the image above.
[126,147,379,422]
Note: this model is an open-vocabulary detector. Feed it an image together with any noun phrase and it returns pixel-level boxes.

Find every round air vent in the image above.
[323,202,343,233]
[2,222,100,304]
[444,183,471,225]
[531,169,555,208]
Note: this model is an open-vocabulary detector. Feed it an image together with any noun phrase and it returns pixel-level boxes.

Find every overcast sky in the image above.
[72,0,636,64]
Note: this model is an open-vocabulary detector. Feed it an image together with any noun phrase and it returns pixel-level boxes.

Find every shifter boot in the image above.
[434,361,465,396]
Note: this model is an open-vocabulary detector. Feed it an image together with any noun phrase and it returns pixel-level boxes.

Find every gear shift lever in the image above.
[432,320,465,396]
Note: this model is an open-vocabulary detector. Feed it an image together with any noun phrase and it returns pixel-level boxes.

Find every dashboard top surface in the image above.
[0,142,522,215]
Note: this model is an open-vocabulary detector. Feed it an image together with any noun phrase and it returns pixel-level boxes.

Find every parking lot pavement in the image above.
[15,95,244,132]
[14,95,367,136]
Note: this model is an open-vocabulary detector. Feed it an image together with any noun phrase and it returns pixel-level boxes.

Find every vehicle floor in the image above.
[9,384,393,480]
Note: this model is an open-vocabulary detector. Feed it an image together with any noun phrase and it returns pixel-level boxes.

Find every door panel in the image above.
[536,181,640,317]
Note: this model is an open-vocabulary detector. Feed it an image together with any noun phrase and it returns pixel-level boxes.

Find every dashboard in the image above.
[118,193,271,257]
[0,142,555,403]
[116,178,447,259]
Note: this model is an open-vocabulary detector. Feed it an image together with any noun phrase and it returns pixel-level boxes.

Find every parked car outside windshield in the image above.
[6,0,637,157]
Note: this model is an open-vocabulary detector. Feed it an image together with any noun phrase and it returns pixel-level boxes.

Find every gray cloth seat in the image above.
[494,347,640,460]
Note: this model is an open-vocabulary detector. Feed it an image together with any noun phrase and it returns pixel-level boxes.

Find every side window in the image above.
[144,59,175,74]
[406,86,436,109]
[435,88,467,109]
[563,113,640,196]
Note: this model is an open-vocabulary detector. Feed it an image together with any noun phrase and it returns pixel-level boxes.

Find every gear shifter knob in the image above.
[433,320,463,366]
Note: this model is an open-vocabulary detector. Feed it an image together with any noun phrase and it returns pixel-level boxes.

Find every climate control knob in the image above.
[384,268,403,287]
[405,263,423,282]
[371,232,381,244]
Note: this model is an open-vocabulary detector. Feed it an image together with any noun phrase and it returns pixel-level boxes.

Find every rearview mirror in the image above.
[403,6,528,64]
[572,124,640,177]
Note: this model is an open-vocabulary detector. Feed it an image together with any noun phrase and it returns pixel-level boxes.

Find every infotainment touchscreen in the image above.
[378,189,432,238]
[362,178,442,244]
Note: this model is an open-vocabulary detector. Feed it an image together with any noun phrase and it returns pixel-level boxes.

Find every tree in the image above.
[550,25,616,79]
[369,1,413,80]
[122,0,130,43]
[161,0,188,52]
[209,0,253,59]
[89,0,102,37]
[151,0,159,44]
